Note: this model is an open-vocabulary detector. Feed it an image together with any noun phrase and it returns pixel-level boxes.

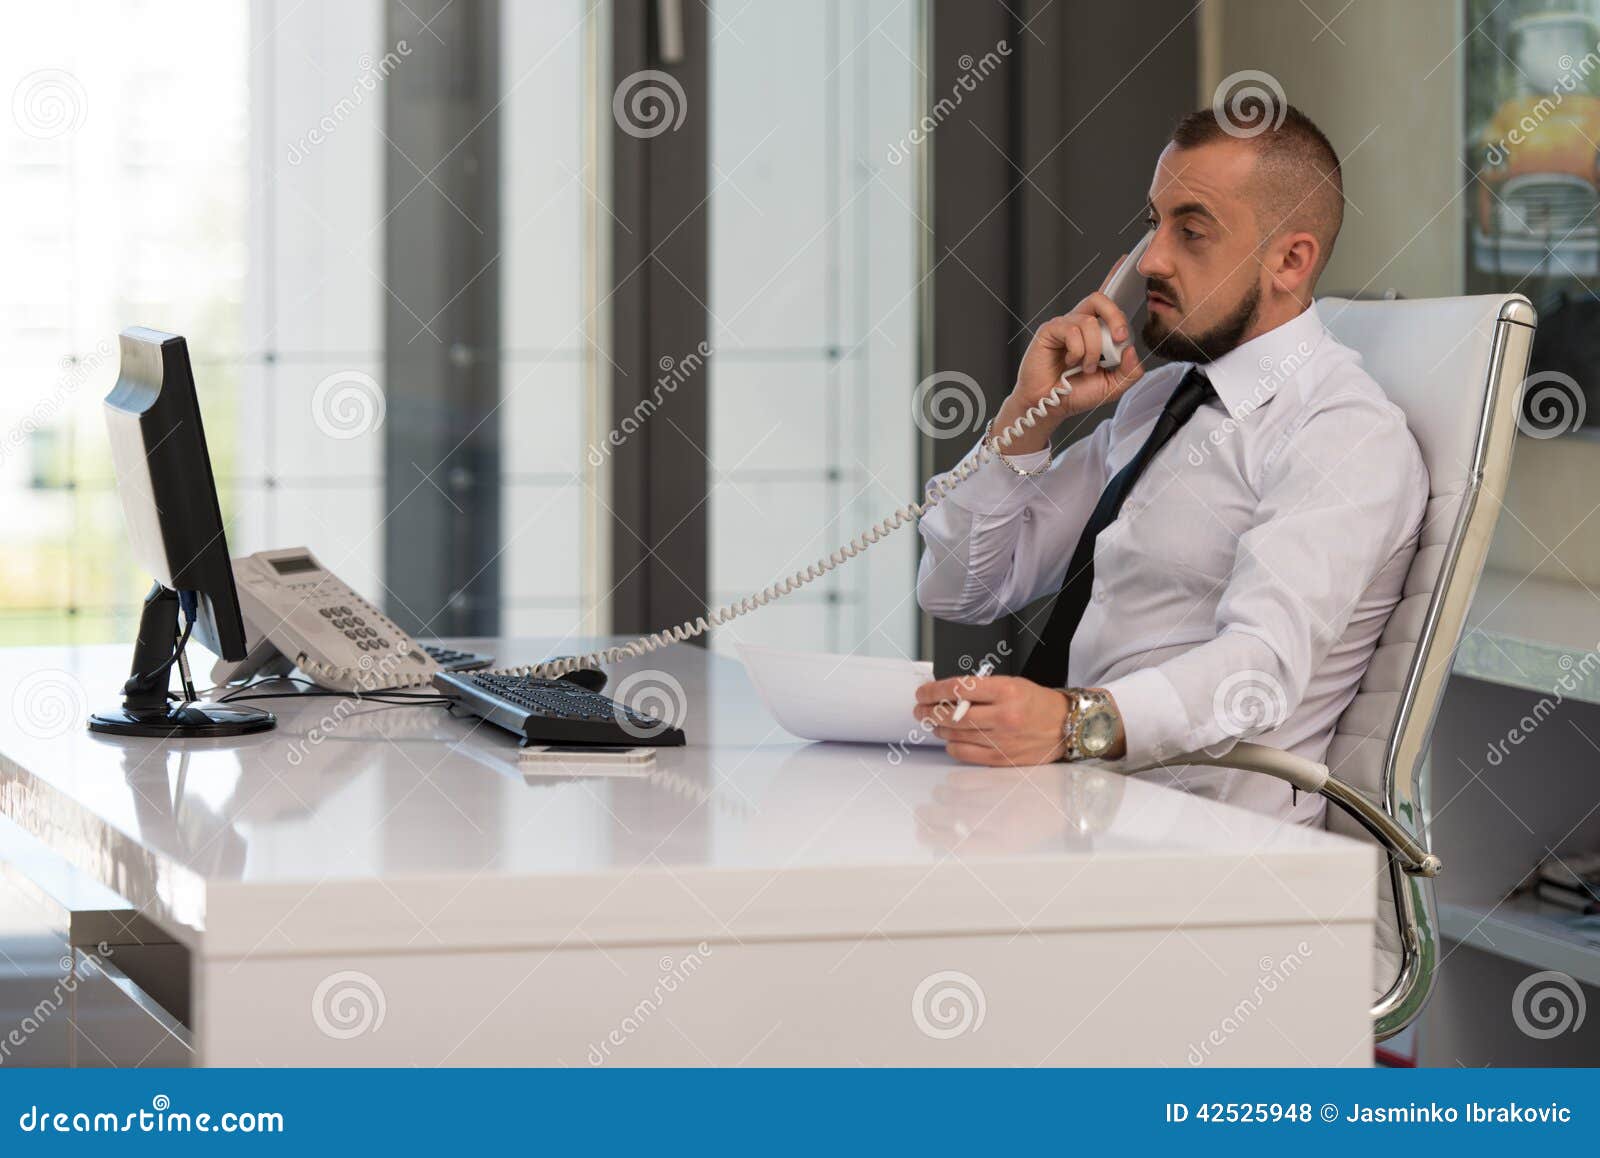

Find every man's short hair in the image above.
[1169,103,1344,280]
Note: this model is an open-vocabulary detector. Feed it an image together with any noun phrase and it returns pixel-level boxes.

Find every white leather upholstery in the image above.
[1316,294,1532,1000]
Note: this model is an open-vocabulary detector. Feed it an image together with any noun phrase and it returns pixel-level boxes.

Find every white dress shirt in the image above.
[916,301,1428,825]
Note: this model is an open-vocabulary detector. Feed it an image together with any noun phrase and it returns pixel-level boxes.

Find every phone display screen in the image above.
[269,555,319,575]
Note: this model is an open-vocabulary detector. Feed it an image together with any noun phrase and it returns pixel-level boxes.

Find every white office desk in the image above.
[0,639,1376,1065]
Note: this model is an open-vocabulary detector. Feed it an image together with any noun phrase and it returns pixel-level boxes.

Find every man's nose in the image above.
[1137,230,1175,280]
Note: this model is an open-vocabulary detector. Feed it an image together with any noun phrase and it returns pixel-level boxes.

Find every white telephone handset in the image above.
[1083,231,1153,372]
[212,547,439,693]
[499,233,1156,682]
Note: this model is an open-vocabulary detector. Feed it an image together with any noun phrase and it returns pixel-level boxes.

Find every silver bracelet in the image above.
[983,420,1051,478]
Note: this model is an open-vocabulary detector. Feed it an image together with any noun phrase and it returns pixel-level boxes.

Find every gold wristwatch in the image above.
[1059,688,1119,761]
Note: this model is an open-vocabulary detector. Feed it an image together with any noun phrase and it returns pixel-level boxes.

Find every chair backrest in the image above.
[1316,293,1535,1038]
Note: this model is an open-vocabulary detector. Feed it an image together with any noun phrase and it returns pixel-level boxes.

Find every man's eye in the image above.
[1182,228,1203,241]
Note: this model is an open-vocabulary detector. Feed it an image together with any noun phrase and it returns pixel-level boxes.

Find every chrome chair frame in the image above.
[1089,296,1537,1040]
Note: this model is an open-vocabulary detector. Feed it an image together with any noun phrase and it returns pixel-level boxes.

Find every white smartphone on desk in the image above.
[520,745,658,777]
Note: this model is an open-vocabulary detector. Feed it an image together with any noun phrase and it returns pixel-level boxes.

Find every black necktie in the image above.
[1019,367,1215,689]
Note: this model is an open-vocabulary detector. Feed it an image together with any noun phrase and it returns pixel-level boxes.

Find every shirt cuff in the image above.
[935,437,1052,516]
[1100,666,1193,768]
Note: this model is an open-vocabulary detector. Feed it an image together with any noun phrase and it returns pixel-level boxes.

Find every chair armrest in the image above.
[1083,741,1441,876]
[1082,741,1329,793]
[1176,741,1331,794]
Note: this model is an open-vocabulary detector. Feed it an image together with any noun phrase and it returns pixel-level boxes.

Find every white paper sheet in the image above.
[736,643,937,745]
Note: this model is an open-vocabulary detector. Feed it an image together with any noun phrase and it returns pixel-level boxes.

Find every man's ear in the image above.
[1267,231,1320,298]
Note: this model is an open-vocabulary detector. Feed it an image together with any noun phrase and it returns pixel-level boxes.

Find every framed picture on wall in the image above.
[1466,0,1600,434]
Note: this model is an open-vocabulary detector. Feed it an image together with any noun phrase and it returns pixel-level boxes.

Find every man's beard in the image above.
[1141,277,1261,364]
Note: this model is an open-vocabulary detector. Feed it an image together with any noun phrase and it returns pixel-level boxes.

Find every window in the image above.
[707,0,921,657]
[0,0,248,645]
[1,0,602,648]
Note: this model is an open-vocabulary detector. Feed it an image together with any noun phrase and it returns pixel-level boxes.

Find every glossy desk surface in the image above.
[0,640,1376,958]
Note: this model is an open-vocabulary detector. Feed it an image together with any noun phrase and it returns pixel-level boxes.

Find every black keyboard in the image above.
[433,670,687,747]
[420,643,494,672]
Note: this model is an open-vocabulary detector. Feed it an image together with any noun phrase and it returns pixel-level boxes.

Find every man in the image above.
[913,104,1428,825]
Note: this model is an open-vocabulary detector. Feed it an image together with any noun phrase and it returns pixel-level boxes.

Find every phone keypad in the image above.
[311,600,398,652]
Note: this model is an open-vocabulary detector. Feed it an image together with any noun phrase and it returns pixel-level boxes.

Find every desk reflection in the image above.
[915,764,1127,854]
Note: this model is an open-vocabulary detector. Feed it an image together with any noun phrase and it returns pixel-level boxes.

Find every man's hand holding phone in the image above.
[990,249,1146,457]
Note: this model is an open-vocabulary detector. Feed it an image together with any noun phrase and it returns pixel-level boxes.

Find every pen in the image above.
[951,659,994,723]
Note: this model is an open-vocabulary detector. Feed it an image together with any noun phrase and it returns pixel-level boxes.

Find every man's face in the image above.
[1137,140,1265,364]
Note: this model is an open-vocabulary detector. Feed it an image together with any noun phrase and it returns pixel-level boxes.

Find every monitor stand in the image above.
[88,584,276,738]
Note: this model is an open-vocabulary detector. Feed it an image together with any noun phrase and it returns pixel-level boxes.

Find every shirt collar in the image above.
[1192,301,1328,422]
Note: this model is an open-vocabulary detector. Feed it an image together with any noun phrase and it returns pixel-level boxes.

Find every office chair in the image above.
[1092,293,1536,1040]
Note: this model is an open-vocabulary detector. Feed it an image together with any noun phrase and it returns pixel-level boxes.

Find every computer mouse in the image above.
[556,667,608,693]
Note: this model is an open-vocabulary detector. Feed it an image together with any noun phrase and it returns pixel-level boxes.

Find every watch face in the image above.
[1079,709,1117,755]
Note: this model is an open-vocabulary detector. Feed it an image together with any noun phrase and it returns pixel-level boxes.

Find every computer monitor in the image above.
[87,327,275,738]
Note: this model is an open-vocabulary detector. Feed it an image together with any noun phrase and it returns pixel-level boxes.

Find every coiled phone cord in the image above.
[501,377,1080,681]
